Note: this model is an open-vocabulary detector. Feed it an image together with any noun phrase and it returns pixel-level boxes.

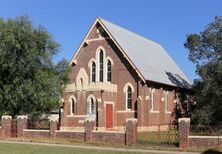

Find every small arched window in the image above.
[92,62,96,82]
[71,98,76,115]
[127,86,132,110]
[80,78,83,90]
[107,60,111,82]
[99,50,104,82]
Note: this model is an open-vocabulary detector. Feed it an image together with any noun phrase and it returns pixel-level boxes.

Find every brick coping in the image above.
[92,130,125,134]
[23,129,50,132]
[55,130,84,133]
[188,135,222,139]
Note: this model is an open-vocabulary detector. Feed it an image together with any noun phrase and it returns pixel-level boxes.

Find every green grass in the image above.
[137,131,179,146]
[0,143,137,154]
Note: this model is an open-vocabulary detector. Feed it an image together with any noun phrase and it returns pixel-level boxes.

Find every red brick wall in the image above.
[63,23,179,128]
[93,131,125,144]
[189,137,222,147]
[23,130,50,138]
[56,131,85,141]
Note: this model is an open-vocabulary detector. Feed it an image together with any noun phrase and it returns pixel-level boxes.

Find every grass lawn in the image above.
[0,142,140,154]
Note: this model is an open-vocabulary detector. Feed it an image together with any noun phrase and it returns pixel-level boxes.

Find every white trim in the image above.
[23,129,49,132]
[76,67,89,91]
[105,56,114,65]
[67,115,87,118]
[149,110,159,113]
[123,82,134,110]
[96,46,106,82]
[123,82,135,92]
[86,37,110,43]
[88,59,96,83]
[188,136,222,139]
[105,58,113,83]
[149,88,155,111]
[92,130,124,134]
[65,82,117,93]
[1,115,12,119]
[17,115,28,119]
[56,130,85,133]
[117,110,135,113]
[104,101,115,107]
[178,118,190,122]
[164,90,170,113]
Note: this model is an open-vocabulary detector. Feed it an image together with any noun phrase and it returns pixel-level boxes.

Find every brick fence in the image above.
[0,115,137,146]
[2,115,220,148]
[178,118,222,148]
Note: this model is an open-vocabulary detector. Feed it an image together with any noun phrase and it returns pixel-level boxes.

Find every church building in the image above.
[60,17,191,131]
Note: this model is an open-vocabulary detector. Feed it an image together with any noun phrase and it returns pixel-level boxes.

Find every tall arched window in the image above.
[70,97,76,115]
[164,91,169,112]
[92,62,96,82]
[88,97,95,114]
[107,60,111,82]
[127,86,132,110]
[150,89,154,111]
[99,50,103,82]
[91,98,95,114]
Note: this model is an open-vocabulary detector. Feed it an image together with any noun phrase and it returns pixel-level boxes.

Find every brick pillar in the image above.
[50,115,59,138]
[179,118,190,148]
[1,115,12,138]
[85,119,94,142]
[17,115,27,138]
[125,118,137,145]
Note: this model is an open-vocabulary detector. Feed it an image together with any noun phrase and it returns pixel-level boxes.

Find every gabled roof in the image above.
[71,17,192,88]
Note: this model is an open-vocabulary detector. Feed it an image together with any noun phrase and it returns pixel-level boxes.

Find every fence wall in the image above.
[1,115,220,148]
[0,115,137,146]
[178,118,222,148]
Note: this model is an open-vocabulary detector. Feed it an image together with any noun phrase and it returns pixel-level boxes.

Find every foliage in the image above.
[184,16,222,125]
[0,16,70,118]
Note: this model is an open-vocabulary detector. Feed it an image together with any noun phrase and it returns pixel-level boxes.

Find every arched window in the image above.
[150,89,154,111]
[88,97,95,114]
[107,60,111,82]
[71,98,76,114]
[127,86,132,110]
[99,50,103,82]
[80,78,83,90]
[164,91,169,112]
[92,62,96,82]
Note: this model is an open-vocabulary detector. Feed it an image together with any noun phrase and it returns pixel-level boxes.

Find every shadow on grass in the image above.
[202,149,222,154]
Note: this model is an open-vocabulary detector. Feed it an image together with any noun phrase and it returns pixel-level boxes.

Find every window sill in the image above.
[117,110,135,113]
[67,115,87,118]
[149,110,159,113]
[165,111,172,114]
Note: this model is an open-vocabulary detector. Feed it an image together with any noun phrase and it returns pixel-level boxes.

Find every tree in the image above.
[184,16,222,125]
[0,16,69,119]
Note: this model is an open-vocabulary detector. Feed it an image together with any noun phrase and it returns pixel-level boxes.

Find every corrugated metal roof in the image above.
[99,17,192,88]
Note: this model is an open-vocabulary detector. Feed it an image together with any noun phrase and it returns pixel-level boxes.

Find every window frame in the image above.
[107,60,112,82]
[126,86,132,110]
[91,62,96,83]
[99,50,104,82]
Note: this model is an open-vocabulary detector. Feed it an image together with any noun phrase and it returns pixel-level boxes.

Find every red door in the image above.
[106,104,113,128]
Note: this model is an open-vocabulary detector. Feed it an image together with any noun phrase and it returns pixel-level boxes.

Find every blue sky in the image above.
[0,0,221,81]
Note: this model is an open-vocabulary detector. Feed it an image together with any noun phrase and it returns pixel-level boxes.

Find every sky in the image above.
[0,0,221,82]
